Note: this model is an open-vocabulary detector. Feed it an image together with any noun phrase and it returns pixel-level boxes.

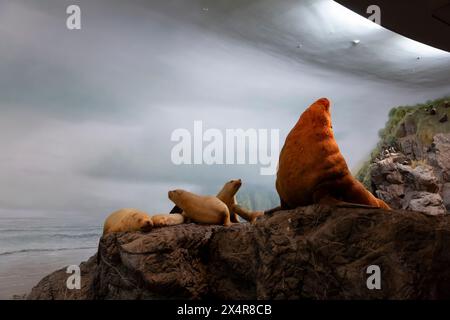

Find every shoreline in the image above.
[0,247,96,300]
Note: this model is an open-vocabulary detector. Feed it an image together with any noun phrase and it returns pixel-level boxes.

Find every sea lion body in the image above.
[276,98,390,210]
[216,180,241,218]
[217,179,264,223]
[152,213,185,227]
[168,189,231,226]
[103,208,153,235]
[103,210,185,235]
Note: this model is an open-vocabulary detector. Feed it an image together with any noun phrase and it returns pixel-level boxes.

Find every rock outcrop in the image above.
[369,133,450,215]
[28,205,450,300]
[26,256,98,300]
[358,98,450,214]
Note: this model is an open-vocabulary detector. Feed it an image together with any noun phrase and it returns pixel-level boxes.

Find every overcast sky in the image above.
[0,0,449,218]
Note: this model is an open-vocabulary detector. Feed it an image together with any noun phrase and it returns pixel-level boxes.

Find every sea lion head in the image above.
[216,179,242,200]
[139,216,154,232]
[299,97,332,129]
[124,211,154,232]
[168,189,186,204]
[224,179,242,194]
[129,212,154,231]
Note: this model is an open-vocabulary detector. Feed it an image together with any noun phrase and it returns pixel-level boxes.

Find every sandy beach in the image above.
[0,216,101,299]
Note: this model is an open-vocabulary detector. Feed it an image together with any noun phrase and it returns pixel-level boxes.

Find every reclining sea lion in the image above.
[168,189,232,226]
[170,179,263,223]
[103,209,184,235]
[103,209,154,235]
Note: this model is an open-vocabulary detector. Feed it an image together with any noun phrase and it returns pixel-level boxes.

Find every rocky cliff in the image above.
[28,205,450,300]
[357,98,450,215]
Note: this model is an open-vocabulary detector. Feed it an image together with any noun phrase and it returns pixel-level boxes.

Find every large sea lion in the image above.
[274,97,390,210]
[216,179,264,223]
[168,189,232,226]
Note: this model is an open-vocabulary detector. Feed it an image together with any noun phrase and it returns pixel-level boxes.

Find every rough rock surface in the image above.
[428,133,450,182]
[27,255,98,300]
[370,133,450,214]
[28,205,450,300]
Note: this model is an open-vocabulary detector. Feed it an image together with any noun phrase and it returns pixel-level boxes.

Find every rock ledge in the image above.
[28,205,450,300]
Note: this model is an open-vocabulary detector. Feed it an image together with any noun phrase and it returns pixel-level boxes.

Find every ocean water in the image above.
[0,216,102,299]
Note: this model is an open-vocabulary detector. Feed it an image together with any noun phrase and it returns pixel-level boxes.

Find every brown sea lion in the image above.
[168,189,232,226]
[170,180,263,223]
[216,179,264,223]
[274,97,390,211]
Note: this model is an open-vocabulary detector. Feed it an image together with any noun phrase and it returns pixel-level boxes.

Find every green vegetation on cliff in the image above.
[356,97,450,190]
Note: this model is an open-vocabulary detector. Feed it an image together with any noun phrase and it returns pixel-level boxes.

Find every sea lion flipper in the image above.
[152,213,185,227]
[376,198,391,210]
[223,210,232,227]
[314,191,381,209]
[230,212,240,223]
[170,205,183,214]
[312,187,341,205]
[335,202,380,209]
[232,204,264,224]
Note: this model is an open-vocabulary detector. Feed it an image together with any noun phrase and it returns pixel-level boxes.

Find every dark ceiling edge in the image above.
[334,0,450,53]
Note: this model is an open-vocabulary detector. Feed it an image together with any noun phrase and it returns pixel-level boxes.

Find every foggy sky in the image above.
[0,0,449,218]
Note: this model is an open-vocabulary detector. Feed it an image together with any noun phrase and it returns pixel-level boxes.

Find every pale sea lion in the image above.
[152,213,185,227]
[103,208,153,235]
[103,209,185,235]
[274,98,391,211]
[168,189,232,226]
